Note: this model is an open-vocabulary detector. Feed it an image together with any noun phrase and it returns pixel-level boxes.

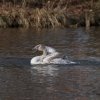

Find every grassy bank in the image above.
[0,6,65,28]
[0,0,100,28]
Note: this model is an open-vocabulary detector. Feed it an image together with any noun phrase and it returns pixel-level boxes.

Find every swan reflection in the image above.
[31,65,58,76]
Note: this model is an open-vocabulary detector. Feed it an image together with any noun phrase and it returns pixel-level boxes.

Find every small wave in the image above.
[0,56,100,67]
[0,56,30,67]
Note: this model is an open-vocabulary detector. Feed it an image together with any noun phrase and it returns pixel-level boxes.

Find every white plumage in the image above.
[30,44,75,65]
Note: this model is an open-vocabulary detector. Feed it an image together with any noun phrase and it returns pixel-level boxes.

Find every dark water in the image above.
[0,27,100,100]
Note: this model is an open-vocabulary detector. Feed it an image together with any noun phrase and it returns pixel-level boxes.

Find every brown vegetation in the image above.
[0,0,100,28]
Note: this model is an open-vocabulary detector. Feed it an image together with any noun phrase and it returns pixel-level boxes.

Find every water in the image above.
[0,27,100,100]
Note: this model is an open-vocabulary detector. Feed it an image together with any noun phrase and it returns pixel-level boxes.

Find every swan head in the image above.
[33,44,45,52]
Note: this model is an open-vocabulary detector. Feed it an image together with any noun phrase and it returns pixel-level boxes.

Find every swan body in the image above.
[30,57,75,65]
[30,44,75,65]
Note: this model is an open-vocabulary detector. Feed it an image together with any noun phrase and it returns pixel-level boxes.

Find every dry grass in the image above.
[0,0,99,28]
[0,5,67,28]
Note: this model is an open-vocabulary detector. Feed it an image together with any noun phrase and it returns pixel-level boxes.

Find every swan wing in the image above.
[50,58,75,64]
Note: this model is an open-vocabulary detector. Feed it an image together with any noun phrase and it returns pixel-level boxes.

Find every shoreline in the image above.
[0,1,100,28]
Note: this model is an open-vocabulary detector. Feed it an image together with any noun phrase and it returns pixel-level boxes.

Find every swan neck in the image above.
[43,49,48,56]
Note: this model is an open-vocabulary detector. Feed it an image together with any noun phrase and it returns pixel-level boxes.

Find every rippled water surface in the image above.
[0,27,100,100]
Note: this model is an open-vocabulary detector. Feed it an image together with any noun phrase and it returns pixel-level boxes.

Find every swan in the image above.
[30,44,75,65]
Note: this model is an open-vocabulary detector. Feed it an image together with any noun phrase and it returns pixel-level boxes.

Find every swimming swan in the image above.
[30,44,75,65]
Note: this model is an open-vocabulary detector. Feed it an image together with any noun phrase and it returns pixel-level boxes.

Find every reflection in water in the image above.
[31,65,58,76]
[0,27,100,58]
[0,27,100,100]
[0,65,99,100]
